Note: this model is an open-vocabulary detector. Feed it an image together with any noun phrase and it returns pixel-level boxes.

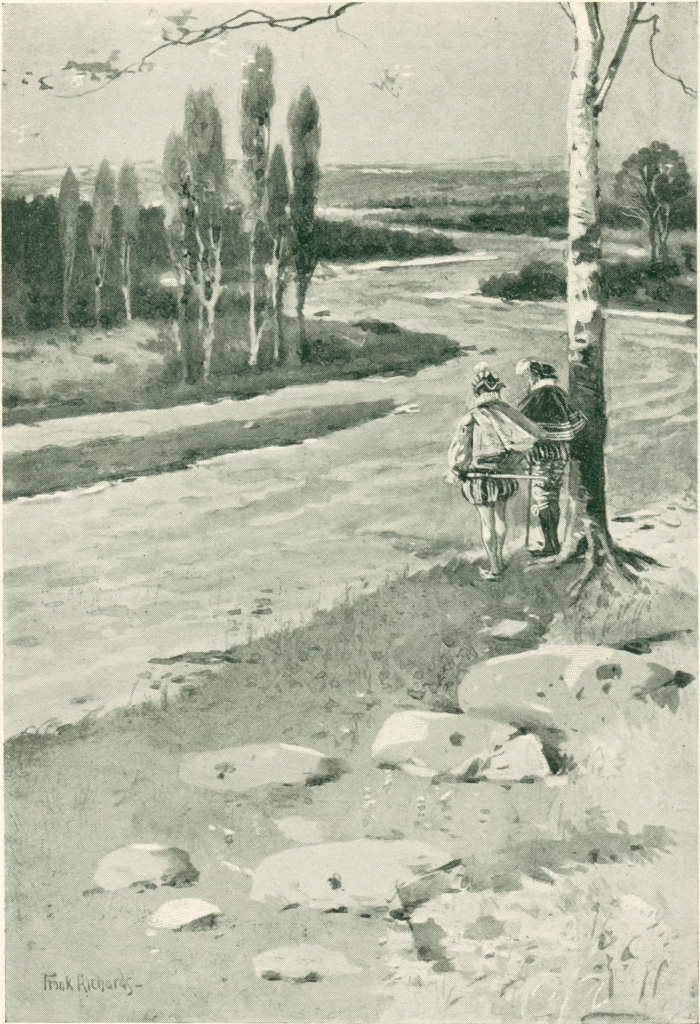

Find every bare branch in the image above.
[558,2,576,25]
[594,2,646,115]
[646,11,697,100]
[52,3,360,98]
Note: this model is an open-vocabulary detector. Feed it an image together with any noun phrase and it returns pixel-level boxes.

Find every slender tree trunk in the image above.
[657,205,670,264]
[62,245,75,329]
[296,275,309,362]
[95,283,102,326]
[123,242,132,321]
[248,236,259,367]
[271,242,281,363]
[649,219,658,264]
[202,303,215,381]
[201,231,222,382]
[275,276,286,364]
[566,4,611,549]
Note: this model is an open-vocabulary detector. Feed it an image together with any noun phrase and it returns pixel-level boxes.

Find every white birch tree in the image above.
[117,162,140,321]
[58,167,80,329]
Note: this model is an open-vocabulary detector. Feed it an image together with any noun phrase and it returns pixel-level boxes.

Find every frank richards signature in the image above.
[44,972,138,996]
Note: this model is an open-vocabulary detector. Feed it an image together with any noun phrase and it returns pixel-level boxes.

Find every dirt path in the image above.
[4,277,696,737]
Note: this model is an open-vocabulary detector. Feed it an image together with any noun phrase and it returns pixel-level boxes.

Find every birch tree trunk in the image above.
[248,239,260,367]
[62,245,75,329]
[566,4,611,550]
[121,240,133,321]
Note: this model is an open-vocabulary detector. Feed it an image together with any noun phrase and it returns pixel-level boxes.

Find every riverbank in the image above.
[3,316,459,428]
[6,539,697,1024]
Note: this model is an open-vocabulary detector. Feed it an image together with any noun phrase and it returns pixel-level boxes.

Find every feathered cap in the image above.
[516,358,558,380]
[472,362,505,395]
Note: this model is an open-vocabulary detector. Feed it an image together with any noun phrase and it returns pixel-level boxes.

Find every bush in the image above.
[313,218,456,262]
[132,280,178,321]
[480,260,567,301]
[480,257,696,314]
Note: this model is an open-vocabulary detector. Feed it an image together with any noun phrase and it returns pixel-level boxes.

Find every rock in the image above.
[179,743,347,793]
[486,619,530,640]
[94,844,199,891]
[371,711,502,777]
[149,899,221,931]
[250,839,453,912]
[458,645,685,742]
[274,817,324,844]
[253,944,361,981]
[451,732,551,782]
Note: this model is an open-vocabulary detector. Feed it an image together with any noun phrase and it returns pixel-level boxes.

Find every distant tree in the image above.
[58,168,80,328]
[182,88,226,379]
[240,45,275,367]
[266,144,291,362]
[117,162,140,320]
[89,159,115,325]
[288,86,321,359]
[615,141,693,264]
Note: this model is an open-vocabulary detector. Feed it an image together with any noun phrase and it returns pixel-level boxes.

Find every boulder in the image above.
[371,710,503,777]
[253,944,362,982]
[94,844,199,891]
[486,619,530,640]
[149,898,221,931]
[250,839,453,912]
[458,645,687,740]
[451,732,550,783]
[179,743,347,793]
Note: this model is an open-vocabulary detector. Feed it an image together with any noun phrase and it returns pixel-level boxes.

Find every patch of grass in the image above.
[3,399,395,500]
[3,317,461,427]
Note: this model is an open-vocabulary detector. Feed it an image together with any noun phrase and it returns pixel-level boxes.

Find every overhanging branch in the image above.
[594,1,697,115]
[52,3,360,98]
[594,2,646,115]
[646,11,698,100]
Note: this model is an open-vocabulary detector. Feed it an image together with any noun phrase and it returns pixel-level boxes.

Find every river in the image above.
[4,255,696,736]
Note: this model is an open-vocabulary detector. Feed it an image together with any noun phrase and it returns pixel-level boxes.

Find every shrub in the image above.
[314,218,456,262]
[480,257,696,314]
[480,260,567,301]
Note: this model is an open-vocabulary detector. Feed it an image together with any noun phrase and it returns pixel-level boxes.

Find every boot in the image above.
[533,506,560,557]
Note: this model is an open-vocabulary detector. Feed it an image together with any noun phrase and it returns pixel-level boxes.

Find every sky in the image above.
[2,2,697,173]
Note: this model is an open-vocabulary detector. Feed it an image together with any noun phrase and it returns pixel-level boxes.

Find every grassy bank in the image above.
[5,547,697,1023]
[3,317,460,428]
[4,399,395,500]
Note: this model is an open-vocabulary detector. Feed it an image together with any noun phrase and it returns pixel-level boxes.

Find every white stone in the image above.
[371,710,502,777]
[253,944,362,981]
[179,742,345,792]
[149,899,221,931]
[487,619,530,639]
[273,817,324,844]
[458,645,679,737]
[94,844,198,891]
[452,733,550,782]
[250,839,452,911]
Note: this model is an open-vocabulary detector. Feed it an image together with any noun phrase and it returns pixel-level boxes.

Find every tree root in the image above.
[566,521,662,602]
